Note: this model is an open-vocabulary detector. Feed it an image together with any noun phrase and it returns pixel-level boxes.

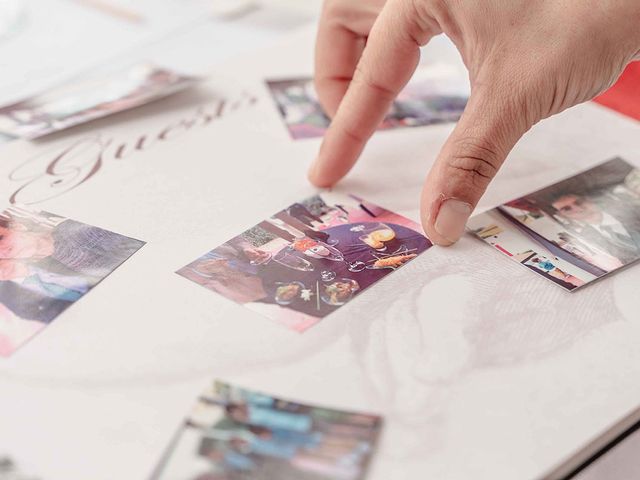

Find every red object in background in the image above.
[593,62,640,121]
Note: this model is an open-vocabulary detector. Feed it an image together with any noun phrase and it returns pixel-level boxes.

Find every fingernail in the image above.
[434,199,472,244]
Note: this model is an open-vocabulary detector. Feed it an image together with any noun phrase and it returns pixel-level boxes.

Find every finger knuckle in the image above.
[405,0,444,43]
[324,0,354,19]
[340,123,368,145]
[447,137,501,190]
[353,65,396,102]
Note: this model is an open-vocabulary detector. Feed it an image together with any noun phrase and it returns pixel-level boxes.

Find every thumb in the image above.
[421,86,535,246]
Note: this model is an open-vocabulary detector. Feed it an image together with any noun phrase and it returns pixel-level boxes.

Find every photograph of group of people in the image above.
[469,157,640,291]
[266,65,469,140]
[0,205,145,356]
[154,381,382,480]
[177,192,431,331]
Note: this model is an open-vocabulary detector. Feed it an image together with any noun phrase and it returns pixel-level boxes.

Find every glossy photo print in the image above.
[266,65,469,140]
[0,64,198,139]
[153,381,382,480]
[0,205,145,356]
[468,158,640,291]
[177,193,431,332]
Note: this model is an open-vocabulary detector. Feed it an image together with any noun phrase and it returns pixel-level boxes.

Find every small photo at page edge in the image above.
[0,204,145,356]
[153,379,383,480]
[468,157,640,292]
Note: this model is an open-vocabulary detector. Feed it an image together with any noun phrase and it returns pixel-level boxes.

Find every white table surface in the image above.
[1,10,640,480]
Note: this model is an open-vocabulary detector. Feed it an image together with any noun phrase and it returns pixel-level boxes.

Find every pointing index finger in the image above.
[309,0,439,187]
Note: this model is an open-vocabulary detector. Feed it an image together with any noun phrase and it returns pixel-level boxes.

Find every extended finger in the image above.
[309,0,440,188]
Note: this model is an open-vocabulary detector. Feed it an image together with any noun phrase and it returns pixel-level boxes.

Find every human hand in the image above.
[309,0,640,245]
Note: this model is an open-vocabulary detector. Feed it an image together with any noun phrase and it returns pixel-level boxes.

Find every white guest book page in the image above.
[0,26,639,480]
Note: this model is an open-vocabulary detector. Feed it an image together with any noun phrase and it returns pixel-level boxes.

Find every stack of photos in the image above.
[0,456,39,480]
[0,64,198,139]
[468,158,640,291]
[267,66,469,140]
[153,381,383,480]
[0,205,145,356]
[177,192,431,331]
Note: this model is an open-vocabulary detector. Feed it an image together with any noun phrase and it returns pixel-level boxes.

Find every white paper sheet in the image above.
[0,26,639,480]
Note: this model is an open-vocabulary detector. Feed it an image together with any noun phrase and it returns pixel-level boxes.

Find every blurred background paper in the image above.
[0,0,202,106]
[0,0,321,108]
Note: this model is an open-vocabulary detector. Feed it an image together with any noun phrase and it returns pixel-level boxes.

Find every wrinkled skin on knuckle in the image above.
[445,138,500,191]
[406,0,445,40]
[351,64,398,102]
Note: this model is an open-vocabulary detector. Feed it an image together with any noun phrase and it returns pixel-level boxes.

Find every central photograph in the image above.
[177,192,432,332]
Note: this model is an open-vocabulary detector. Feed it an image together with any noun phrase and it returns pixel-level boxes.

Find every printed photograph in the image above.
[266,66,469,140]
[0,64,198,139]
[153,381,382,480]
[468,157,640,291]
[177,193,431,331]
[0,205,145,356]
